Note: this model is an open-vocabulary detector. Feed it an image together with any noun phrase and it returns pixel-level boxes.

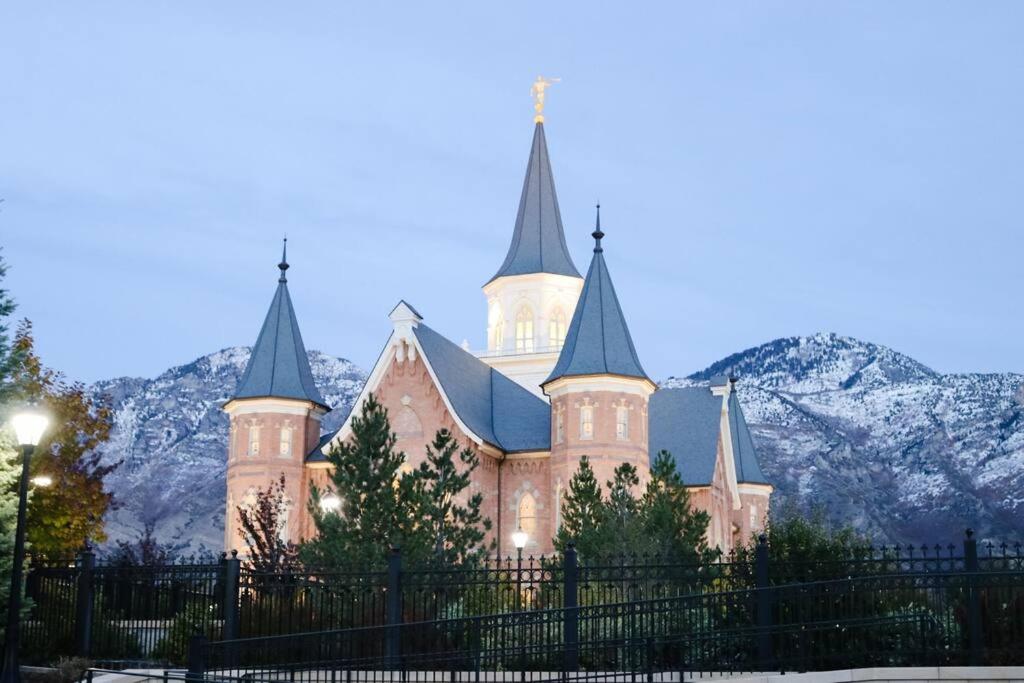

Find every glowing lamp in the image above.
[320,492,341,512]
[11,408,49,447]
[31,475,53,488]
[512,527,529,550]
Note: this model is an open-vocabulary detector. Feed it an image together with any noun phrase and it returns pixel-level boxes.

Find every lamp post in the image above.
[511,527,528,612]
[2,407,49,683]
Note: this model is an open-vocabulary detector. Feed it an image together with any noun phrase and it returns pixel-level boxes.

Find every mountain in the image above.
[665,333,1024,542]
[88,334,1023,554]
[91,347,365,554]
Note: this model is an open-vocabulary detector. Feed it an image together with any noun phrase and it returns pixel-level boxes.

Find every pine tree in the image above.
[639,450,713,563]
[237,473,298,572]
[302,393,419,568]
[604,462,641,556]
[10,322,117,560]
[412,428,492,566]
[553,456,607,559]
[0,252,28,640]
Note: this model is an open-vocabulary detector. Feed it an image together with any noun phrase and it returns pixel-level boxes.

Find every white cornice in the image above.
[224,397,326,418]
[543,374,657,398]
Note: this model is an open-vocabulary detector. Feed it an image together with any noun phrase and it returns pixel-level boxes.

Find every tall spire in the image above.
[487,122,581,284]
[543,211,650,386]
[232,245,327,409]
[278,236,289,283]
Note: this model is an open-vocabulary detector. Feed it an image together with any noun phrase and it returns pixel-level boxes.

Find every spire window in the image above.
[555,409,564,444]
[616,405,629,440]
[579,405,594,440]
[248,425,261,457]
[279,424,293,457]
[548,308,567,350]
[515,306,534,353]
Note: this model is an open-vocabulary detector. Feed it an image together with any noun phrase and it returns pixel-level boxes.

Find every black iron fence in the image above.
[20,531,1024,669]
[194,567,1024,680]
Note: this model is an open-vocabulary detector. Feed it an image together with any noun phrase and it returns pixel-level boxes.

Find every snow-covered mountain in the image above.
[89,334,1023,553]
[91,347,365,554]
[665,333,1024,542]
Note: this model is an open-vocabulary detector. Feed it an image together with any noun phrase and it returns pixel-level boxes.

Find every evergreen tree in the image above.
[638,450,713,563]
[10,323,117,560]
[412,428,492,565]
[553,456,607,559]
[237,473,299,572]
[0,252,28,640]
[302,393,419,568]
[108,521,178,566]
[604,462,641,556]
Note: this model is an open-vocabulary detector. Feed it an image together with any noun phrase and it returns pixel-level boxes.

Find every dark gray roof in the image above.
[487,123,581,283]
[727,390,769,484]
[306,429,338,463]
[233,266,327,409]
[414,323,550,452]
[648,388,722,486]
[648,386,769,487]
[544,228,649,385]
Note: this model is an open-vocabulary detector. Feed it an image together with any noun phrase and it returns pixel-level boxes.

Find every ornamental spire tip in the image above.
[278,236,289,283]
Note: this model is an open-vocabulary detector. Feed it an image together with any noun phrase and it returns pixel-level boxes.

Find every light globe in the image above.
[511,527,528,550]
[11,408,49,447]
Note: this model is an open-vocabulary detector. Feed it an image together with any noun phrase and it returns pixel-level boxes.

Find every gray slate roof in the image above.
[413,323,551,452]
[544,236,649,384]
[727,390,769,484]
[648,388,722,486]
[488,123,581,283]
[648,387,768,487]
[233,270,327,409]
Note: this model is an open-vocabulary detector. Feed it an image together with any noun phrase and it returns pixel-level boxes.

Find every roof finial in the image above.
[531,76,560,124]
[592,203,604,253]
[278,236,289,283]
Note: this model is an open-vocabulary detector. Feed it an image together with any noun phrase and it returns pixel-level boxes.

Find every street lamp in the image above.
[2,407,49,683]
[512,527,528,612]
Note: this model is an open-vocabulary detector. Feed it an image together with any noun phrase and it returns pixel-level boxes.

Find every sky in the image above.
[1,2,1022,384]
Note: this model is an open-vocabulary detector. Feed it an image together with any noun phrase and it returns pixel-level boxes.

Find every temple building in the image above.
[223,110,773,557]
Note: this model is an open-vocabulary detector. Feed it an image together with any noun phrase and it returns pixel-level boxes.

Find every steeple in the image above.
[543,207,650,387]
[232,242,327,409]
[487,122,581,284]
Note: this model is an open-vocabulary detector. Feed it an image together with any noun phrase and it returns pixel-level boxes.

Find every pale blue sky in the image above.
[2,2,1022,384]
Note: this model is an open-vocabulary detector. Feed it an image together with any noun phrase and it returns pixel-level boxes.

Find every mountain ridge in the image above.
[88,333,1023,553]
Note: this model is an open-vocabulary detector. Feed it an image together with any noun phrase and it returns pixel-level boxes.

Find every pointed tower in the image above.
[479,119,584,397]
[542,208,657,496]
[223,240,329,553]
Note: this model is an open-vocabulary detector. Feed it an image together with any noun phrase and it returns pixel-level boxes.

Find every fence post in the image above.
[562,543,579,672]
[222,550,241,642]
[963,529,983,665]
[74,547,96,657]
[186,631,208,681]
[385,546,402,669]
[754,534,773,669]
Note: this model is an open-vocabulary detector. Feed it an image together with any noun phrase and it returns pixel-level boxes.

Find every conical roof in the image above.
[232,243,327,409]
[487,123,581,284]
[543,209,649,385]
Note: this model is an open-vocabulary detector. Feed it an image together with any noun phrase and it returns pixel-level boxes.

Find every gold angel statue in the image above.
[531,76,560,122]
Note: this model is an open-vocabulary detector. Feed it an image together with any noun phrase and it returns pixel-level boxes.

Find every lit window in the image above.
[616,405,629,440]
[555,410,564,444]
[248,425,260,456]
[580,405,594,440]
[548,309,567,350]
[279,425,293,457]
[517,493,537,537]
[515,306,534,353]
[493,320,504,351]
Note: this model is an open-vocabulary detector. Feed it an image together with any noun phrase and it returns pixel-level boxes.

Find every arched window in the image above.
[515,305,534,353]
[489,302,504,352]
[279,424,293,457]
[554,409,565,444]
[517,492,537,537]
[248,425,261,457]
[493,321,504,351]
[579,405,594,440]
[548,308,567,350]
[616,405,629,440]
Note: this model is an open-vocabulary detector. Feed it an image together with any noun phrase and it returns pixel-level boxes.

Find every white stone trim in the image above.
[544,375,657,398]
[224,398,325,418]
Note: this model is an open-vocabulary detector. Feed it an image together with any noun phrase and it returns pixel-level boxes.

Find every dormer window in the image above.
[515,305,534,353]
[616,405,629,440]
[579,405,594,440]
